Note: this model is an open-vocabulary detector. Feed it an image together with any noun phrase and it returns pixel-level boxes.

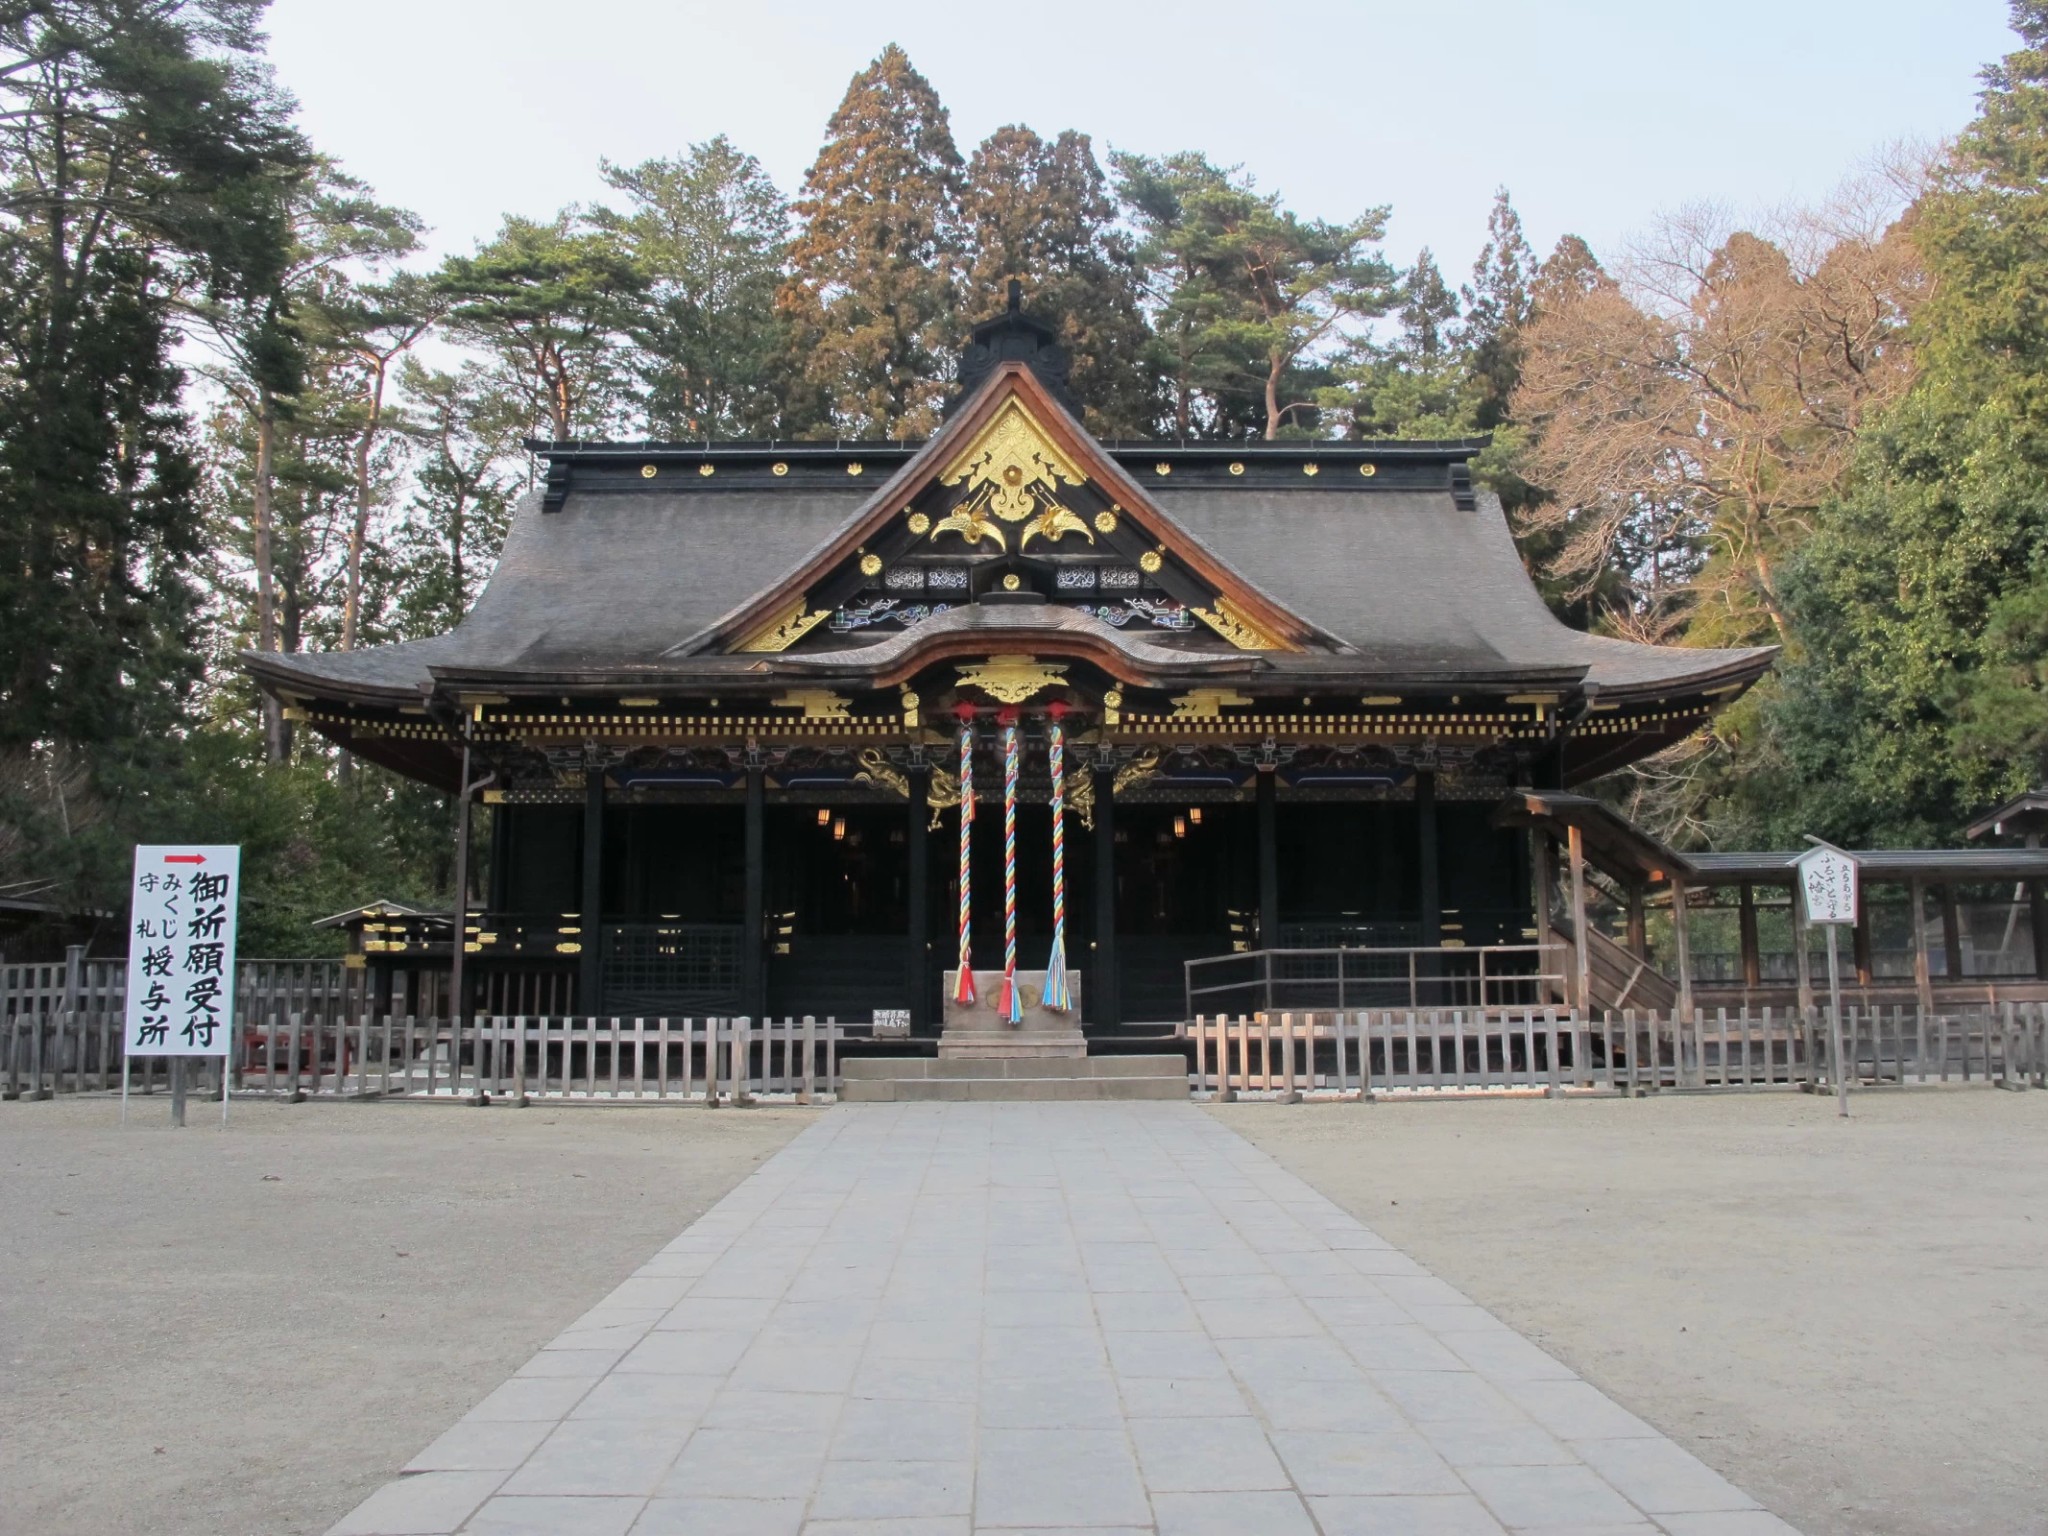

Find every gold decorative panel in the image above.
[934,397,1095,552]
[1168,687,1255,721]
[955,654,1068,704]
[770,689,852,720]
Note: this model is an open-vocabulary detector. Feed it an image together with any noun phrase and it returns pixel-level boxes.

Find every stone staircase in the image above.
[838,1053,1189,1102]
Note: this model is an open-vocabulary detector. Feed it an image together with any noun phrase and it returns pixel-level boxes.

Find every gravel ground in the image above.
[1213,1086,2048,1536]
[0,1095,814,1536]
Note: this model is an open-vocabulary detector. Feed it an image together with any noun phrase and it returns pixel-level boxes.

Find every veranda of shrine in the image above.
[226,297,2048,1079]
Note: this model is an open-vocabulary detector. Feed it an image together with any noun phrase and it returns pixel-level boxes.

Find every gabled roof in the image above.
[246,347,1775,716]
[700,362,1326,661]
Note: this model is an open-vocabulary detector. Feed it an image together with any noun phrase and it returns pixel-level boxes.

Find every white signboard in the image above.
[1796,845,1859,926]
[124,845,241,1056]
[872,1009,911,1038]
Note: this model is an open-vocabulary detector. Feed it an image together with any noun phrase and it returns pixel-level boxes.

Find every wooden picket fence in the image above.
[2,1005,859,1104]
[1183,1004,2048,1099]
[239,1013,856,1103]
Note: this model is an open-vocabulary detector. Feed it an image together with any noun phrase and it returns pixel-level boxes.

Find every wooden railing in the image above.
[1183,1003,2048,1098]
[1185,943,1569,1019]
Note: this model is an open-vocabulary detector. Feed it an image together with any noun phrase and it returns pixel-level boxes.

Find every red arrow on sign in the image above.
[162,854,206,864]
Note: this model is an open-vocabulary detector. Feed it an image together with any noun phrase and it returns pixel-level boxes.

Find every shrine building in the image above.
[246,296,1776,1032]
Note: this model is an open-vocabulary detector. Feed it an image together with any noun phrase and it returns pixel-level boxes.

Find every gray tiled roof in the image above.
[1156,486,1773,693]
[251,465,1772,702]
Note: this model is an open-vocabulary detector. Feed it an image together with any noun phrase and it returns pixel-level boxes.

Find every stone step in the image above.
[839,1073,1189,1103]
[838,1053,1191,1103]
[841,1054,1187,1081]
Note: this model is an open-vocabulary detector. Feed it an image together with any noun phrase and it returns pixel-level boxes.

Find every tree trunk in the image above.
[249,402,286,764]
[1263,354,1283,440]
[336,362,390,786]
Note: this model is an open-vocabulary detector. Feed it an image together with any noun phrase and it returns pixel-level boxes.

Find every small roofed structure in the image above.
[1966,789,2048,846]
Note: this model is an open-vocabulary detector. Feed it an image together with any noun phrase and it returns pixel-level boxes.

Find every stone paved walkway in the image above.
[328,1103,1797,1536]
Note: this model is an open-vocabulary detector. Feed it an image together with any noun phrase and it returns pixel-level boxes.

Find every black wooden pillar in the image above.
[906,764,930,1028]
[1094,758,1119,1027]
[1416,769,1441,1006]
[742,765,765,1019]
[2033,879,2048,982]
[1416,769,1442,947]
[1738,882,1762,988]
[578,768,604,1014]
[488,801,513,912]
[1257,768,1280,949]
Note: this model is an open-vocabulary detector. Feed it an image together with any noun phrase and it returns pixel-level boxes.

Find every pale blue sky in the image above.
[268,0,2012,284]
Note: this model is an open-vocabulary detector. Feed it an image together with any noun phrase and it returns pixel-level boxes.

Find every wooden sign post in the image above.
[123,844,241,1127]
[1795,840,1858,1118]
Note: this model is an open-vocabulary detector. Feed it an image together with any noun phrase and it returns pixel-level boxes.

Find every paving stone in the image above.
[465,1377,596,1423]
[500,1421,686,1497]
[404,1419,554,1473]
[830,1396,976,1461]
[1307,1493,1510,1534]
[658,1427,828,1502]
[1573,1436,1760,1514]
[1129,1415,1290,1492]
[329,1470,506,1535]
[330,1105,1780,1536]
[1152,1489,1321,1534]
[1270,1428,1465,1497]
[807,1458,972,1519]
[1463,1463,1648,1529]
[465,1495,645,1535]
[571,1374,719,1424]
[975,1426,1150,1527]
[979,1370,1126,1429]
[628,1496,804,1535]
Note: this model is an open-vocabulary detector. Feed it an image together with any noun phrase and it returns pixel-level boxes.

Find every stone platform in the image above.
[838,1054,1189,1102]
[940,968,1086,1060]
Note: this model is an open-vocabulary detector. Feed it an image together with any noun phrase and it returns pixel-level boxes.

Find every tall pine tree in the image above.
[597,137,792,439]
[961,126,1155,436]
[1460,188,1536,430]
[778,45,962,439]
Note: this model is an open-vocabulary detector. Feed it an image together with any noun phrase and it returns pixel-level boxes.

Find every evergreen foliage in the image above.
[779,45,963,439]
[961,126,1155,436]
[596,137,792,439]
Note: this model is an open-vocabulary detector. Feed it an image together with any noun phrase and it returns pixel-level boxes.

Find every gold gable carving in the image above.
[1191,596,1283,652]
[933,397,1095,552]
[955,654,1067,704]
[737,598,829,653]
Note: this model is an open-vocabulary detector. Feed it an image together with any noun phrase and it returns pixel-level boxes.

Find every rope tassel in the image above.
[1042,719,1073,1014]
[998,721,1023,1024]
[953,722,976,1006]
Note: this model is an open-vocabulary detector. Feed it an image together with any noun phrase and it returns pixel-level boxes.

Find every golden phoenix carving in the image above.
[933,397,1097,552]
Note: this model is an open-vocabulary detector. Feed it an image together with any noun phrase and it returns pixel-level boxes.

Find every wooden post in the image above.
[1853,898,1874,987]
[1567,822,1591,1014]
[741,764,764,1021]
[1909,876,1934,1017]
[1738,883,1761,990]
[1417,769,1440,1009]
[1626,885,1647,960]
[1792,883,1815,1018]
[1940,883,1965,985]
[2032,874,2048,983]
[1094,753,1118,1028]
[578,763,605,1015]
[1530,831,1558,1004]
[1671,876,1695,1027]
[1257,767,1280,950]
[906,762,929,1030]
